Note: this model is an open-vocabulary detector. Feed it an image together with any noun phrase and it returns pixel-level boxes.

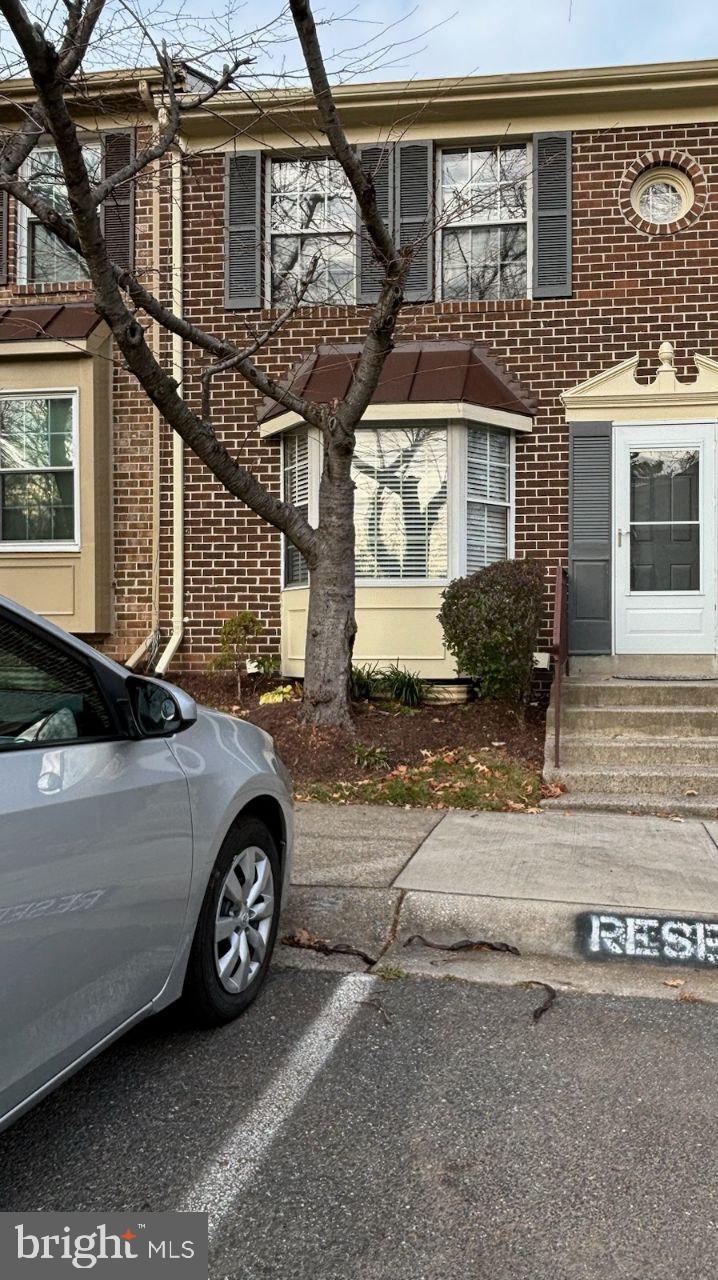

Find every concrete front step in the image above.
[549,734,718,767]
[570,654,718,678]
[544,762,718,798]
[542,792,718,819]
[548,705,718,736]
[562,678,718,707]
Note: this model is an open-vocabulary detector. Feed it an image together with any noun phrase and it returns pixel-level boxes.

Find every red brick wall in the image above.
[7,119,718,669]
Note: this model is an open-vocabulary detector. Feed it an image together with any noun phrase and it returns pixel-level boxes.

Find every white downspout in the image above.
[154,128,185,676]
[126,88,163,670]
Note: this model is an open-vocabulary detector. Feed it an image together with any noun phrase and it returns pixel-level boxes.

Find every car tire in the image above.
[182,816,282,1026]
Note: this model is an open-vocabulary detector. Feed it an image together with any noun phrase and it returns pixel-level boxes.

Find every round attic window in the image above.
[630,166,694,225]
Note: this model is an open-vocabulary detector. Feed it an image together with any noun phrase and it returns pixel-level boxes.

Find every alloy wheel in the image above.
[214,845,275,993]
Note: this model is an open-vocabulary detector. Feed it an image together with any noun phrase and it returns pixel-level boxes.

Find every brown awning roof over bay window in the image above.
[259,341,536,435]
[0,303,102,342]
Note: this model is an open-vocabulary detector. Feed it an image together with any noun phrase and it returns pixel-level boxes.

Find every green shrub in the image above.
[350,663,382,701]
[438,559,544,703]
[379,663,426,708]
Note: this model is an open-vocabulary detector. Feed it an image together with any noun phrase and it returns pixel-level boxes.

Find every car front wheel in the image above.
[182,816,282,1025]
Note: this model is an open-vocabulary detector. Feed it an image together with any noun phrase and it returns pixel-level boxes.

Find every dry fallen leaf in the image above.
[663,978,685,988]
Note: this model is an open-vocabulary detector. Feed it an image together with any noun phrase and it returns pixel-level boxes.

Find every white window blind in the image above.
[466,426,510,572]
[353,427,448,579]
[282,430,309,586]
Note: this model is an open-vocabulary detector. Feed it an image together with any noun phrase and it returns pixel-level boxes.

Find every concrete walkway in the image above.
[281,803,718,1001]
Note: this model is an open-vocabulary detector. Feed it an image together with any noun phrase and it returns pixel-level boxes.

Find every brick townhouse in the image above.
[3,57,718,693]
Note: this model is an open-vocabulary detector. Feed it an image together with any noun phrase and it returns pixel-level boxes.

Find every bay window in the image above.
[440,145,528,301]
[354,428,448,579]
[282,429,310,586]
[0,395,77,545]
[466,427,510,570]
[281,421,512,587]
[269,156,355,305]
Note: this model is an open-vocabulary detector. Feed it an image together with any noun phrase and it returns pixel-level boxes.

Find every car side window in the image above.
[0,614,113,751]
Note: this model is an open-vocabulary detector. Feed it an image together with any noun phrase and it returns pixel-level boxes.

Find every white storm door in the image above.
[614,423,716,655]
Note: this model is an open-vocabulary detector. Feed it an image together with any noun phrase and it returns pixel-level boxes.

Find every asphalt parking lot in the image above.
[1,964,716,1280]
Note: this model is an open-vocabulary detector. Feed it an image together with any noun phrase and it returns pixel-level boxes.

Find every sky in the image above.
[2,0,718,83]
[237,0,718,83]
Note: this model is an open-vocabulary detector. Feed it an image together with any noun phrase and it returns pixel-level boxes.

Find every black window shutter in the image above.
[395,140,433,301]
[101,130,135,272]
[225,152,262,309]
[0,190,7,286]
[532,131,572,299]
[357,144,394,303]
[569,422,612,654]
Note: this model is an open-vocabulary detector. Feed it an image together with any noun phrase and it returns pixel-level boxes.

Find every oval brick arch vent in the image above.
[619,149,708,237]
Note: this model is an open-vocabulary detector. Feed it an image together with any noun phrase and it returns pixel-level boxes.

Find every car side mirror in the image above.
[126,676,197,738]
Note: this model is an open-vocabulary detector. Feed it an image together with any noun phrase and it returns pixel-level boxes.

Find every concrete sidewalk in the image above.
[280,803,718,1001]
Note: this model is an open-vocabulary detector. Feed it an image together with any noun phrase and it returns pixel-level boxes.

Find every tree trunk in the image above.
[301,436,357,729]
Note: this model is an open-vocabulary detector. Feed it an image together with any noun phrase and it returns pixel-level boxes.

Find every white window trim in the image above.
[264,153,358,309]
[15,140,99,287]
[435,140,533,303]
[0,388,81,553]
[280,425,320,589]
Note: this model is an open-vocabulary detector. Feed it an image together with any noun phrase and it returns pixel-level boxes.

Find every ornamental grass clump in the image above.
[439,559,544,704]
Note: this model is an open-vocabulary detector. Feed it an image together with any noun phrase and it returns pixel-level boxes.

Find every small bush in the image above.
[353,742,390,771]
[439,559,544,703]
[350,663,382,701]
[209,611,264,702]
[379,663,426,708]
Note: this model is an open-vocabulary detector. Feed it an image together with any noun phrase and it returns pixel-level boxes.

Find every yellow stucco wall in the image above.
[281,585,457,679]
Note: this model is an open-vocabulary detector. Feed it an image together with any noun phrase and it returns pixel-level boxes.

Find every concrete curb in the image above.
[282,882,718,978]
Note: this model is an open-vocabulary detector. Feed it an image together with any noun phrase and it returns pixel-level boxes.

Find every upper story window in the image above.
[18,144,101,284]
[269,156,356,305]
[0,394,77,546]
[440,145,528,301]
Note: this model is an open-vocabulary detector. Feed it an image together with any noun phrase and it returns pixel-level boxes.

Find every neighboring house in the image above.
[4,58,718,683]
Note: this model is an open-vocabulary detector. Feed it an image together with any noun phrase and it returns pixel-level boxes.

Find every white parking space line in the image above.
[181,971,374,1237]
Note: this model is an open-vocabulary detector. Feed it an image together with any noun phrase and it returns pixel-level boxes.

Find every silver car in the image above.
[0,594,293,1131]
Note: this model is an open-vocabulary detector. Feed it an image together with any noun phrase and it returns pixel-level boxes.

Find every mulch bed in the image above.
[174,671,545,787]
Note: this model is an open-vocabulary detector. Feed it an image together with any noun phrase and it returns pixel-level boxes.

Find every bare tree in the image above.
[0,0,419,729]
